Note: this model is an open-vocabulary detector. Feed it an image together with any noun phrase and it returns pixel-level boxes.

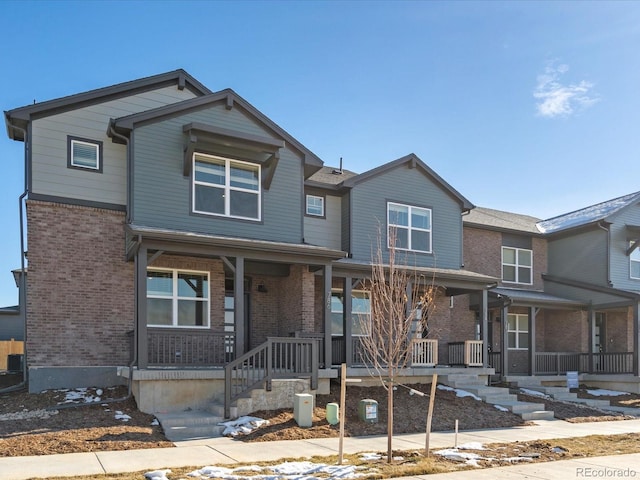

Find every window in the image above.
[67,136,102,172]
[193,153,261,220]
[631,243,640,279]
[330,289,370,336]
[387,202,432,253]
[502,247,532,284]
[306,195,325,217]
[507,313,529,350]
[147,269,209,328]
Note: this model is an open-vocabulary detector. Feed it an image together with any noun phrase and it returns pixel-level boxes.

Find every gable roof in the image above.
[464,207,542,235]
[537,191,640,235]
[340,153,474,210]
[109,88,324,175]
[5,69,211,141]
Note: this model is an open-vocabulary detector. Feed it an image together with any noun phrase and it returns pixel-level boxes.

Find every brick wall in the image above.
[26,201,134,367]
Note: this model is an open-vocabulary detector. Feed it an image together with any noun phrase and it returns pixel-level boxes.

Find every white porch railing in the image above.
[411,339,438,367]
[465,340,483,367]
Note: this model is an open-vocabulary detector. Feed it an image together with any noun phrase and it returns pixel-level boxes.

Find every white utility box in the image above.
[293,393,313,427]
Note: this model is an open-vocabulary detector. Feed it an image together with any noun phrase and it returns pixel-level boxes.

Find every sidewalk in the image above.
[2,418,640,479]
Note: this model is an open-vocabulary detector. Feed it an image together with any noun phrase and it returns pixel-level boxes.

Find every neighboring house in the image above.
[4,70,496,414]
[0,269,25,342]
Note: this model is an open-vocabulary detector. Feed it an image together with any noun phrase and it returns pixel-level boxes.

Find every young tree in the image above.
[358,227,436,463]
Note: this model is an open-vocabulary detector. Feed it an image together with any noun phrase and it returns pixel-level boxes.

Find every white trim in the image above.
[192,152,261,221]
[501,246,533,285]
[507,313,529,350]
[630,242,640,280]
[330,288,371,337]
[71,139,100,170]
[387,202,432,253]
[147,267,210,329]
[306,194,324,216]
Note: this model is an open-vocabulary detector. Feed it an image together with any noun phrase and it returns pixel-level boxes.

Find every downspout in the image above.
[597,221,612,286]
[49,125,135,409]
[1,123,29,393]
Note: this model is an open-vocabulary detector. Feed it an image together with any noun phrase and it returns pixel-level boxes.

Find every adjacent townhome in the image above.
[4,70,497,416]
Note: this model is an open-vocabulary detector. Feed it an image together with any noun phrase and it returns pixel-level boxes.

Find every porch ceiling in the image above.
[126,224,347,265]
[489,287,586,309]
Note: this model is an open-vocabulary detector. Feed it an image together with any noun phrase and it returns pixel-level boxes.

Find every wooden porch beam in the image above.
[501,305,509,379]
[136,246,148,369]
[634,301,640,376]
[481,289,488,368]
[588,307,595,374]
[528,306,536,376]
[344,276,353,367]
[323,264,333,369]
[220,256,235,273]
[235,256,245,356]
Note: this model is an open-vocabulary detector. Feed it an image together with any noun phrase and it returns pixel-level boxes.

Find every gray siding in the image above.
[349,165,463,269]
[31,86,198,206]
[131,103,304,243]
[609,203,640,292]
[304,195,342,249]
[0,312,23,341]
[341,193,350,252]
[546,228,608,285]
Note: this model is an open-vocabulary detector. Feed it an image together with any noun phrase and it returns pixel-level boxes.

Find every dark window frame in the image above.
[67,135,103,173]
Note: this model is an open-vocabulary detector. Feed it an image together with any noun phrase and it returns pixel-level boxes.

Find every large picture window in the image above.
[193,153,261,220]
[147,269,209,328]
[330,289,370,336]
[631,242,640,279]
[502,247,532,284]
[507,313,529,350]
[387,202,432,253]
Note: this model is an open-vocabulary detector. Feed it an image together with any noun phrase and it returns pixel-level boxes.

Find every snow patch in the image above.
[457,442,486,450]
[494,404,509,412]
[519,388,550,398]
[188,461,363,478]
[586,389,630,397]
[144,469,171,480]
[218,416,269,437]
[115,411,131,422]
[437,385,481,401]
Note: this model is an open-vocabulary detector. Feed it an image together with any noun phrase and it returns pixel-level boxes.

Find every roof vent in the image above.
[332,157,343,175]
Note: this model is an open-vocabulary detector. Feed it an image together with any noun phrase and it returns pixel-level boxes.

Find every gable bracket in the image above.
[226,94,234,110]
[262,150,280,190]
[183,134,198,177]
[627,239,640,256]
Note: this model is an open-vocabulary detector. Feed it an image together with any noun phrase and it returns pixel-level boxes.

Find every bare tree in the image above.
[358,227,436,463]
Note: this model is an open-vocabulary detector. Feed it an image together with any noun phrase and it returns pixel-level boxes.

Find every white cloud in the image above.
[534,62,599,118]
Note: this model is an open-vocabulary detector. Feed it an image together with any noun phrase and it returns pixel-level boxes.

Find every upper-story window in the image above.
[193,153,261,221]
[631,242,640,279]
[67,136,103,172]
[147,268,209,328]
[387,202,432,253]
[502,246,532,284]
[306,195,325,217]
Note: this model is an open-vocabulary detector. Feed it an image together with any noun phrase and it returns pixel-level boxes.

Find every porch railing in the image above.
[448,340,484,367]
[224,337,318,418]
[535,352,633,375]
[488,351,502,375]
[411,339,438,367]
[147,329,234,366]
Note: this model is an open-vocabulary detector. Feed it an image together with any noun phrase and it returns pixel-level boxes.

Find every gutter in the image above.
[108,122,132,223]
[597,221,612,286]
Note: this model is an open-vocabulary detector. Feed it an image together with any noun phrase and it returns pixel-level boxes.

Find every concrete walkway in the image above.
[2,418,640,479]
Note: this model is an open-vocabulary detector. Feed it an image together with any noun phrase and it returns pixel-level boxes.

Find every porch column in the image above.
[480,289,488,368]
[136,245,148,369]
[344,276,353,367]
[501,305,509,378]
[323,264,332,368]
[588,307,595,374]
[528,307,536,376]
[634,301,640,377]
[235,256,245,356]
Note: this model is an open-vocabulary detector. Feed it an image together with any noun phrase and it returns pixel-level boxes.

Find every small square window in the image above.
[306,195,325,217]
[67,136,103,172]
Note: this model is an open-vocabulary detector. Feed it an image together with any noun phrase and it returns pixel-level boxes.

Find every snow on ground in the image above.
[586,389,630,396]
[457,442,486,450]
[494,404,509,412]
[434,444,534,467]
[184,461,366,479]
[59,387,103,404]
[218,416,269,437]
[437,385,481,401]
[519,388,550,398]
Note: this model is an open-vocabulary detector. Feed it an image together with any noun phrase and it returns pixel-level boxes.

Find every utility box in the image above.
[326,402,339,425]
[566,371,579,389]
[358,398,378,423]
[7,354,23,373]
[293,393,313,427]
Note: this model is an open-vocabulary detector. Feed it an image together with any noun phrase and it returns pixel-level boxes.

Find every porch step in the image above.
[516,383,615,409]
[155,411,226,442]
[441,374,487,388]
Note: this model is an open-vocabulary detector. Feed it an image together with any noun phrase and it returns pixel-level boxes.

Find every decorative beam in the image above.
[183,134,197,177]
[626,239,640,256]
[262,150,280,190]
[147,250,164,266]
[220,256,235,273]
[226,93,234,110]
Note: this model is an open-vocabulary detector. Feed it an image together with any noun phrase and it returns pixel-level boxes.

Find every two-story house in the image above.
[5,70,496,415]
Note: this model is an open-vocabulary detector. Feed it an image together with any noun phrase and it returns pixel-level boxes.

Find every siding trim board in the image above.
[28,193,126,212]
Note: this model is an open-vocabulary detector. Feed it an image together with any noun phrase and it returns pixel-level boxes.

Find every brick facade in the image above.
[26,201,134,367]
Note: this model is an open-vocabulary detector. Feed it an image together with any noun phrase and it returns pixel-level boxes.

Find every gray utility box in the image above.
[293,393,313,427]
[358,398,378,423]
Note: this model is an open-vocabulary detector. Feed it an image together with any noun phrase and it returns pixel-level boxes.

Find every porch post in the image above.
[344,276,353,366]
[235,256,245,356]
[588,307,595,374]
[323,264,332,368]
[136,245,148,369]
[634,301,640,377]
[480,289,488,368]
[501,305,509,378]
[528,307,536,376]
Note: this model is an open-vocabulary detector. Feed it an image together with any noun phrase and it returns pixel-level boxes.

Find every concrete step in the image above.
[442,375,487,388]
[482,393,518,404]
[505,376,542,386]
[599,405,640,416]
[520,410,555,421]
[155,411,226,442]
[496,400,547,414]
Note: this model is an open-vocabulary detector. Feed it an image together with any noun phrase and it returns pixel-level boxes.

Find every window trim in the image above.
[501,246,533,285]
[192,152,262,221]
[67,136,103,172]
[147,268,210,329]
[330,288,371,337]
[631,242,640,280]
[305,194,325,218]
[507,313,529,350]
[387,202,432,253]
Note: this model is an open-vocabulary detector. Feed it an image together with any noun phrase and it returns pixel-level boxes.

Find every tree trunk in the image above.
[387,377,393,463]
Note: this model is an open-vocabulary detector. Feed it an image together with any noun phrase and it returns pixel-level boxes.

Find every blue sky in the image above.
[1,0,639,306]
